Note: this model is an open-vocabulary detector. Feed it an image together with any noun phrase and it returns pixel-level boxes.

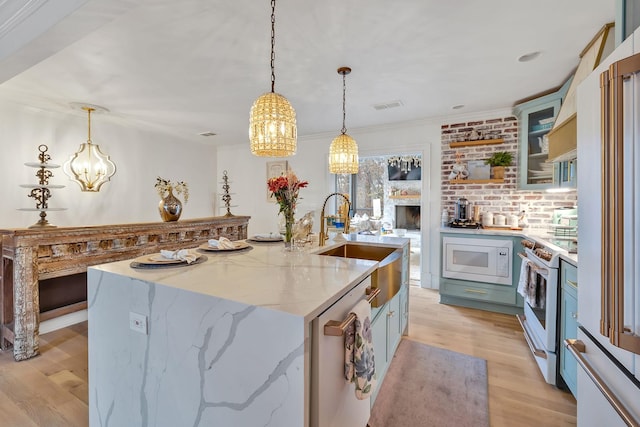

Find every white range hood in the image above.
[547,23,615,162]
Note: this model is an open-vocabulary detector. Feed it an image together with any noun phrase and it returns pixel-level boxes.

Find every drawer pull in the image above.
[464,288,487,295]
[387,310,396,318]
[570,311,578,319]
[324,287,380,336]
[566,279,578,288]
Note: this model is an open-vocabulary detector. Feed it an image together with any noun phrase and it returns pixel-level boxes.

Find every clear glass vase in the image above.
[281,209,295,251]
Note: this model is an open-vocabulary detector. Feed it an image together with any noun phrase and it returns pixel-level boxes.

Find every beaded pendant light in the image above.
[329,67,358,174]
[249,0,297,157]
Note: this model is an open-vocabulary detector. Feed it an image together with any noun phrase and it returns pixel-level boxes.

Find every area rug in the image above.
[368,338,489,427]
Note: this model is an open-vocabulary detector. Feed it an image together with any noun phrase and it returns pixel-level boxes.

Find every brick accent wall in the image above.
[441,116,577,230]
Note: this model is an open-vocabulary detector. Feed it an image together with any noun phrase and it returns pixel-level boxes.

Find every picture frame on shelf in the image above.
[266,160,289,202]
[467,160,491,180]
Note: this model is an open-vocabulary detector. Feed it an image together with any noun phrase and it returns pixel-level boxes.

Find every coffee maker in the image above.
[454,197,469,222]
[449,197,480,228]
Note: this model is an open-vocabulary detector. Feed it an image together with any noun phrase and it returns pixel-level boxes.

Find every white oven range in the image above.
[516,239,560,385]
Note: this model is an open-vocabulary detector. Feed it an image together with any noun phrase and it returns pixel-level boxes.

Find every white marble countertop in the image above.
[90,235,409,322]
[439,227,578,266]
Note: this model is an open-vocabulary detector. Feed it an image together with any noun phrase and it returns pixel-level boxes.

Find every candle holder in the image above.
[19,144,67,228]
[220,170,236,217]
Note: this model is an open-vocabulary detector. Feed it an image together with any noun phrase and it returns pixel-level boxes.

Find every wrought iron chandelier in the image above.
[249,0,297,157]
[63,104,116,192]
[329,66,358,174]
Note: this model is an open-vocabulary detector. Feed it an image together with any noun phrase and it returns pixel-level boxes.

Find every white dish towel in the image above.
[517,257,531,298]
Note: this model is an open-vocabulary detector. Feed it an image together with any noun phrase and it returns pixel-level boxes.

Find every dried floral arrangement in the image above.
[155,177,189,203]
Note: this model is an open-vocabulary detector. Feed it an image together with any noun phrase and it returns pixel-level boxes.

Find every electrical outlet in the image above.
[129,312,148,335]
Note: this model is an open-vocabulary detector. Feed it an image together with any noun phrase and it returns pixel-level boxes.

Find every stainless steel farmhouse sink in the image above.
[317,243,403,307]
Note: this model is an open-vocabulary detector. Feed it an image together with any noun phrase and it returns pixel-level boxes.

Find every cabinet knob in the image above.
[570,312,578,319]
[387,310,396,318]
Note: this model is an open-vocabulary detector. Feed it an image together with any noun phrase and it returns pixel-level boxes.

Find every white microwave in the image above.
[442,236,512,285]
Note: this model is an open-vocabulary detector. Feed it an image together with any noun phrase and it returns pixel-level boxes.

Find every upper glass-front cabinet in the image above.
[514,90,565,190]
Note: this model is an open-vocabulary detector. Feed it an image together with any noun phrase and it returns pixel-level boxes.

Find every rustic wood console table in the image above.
[0,216,250,361]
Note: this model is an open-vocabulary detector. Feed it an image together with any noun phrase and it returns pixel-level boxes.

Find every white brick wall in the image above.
[441,116,577,229]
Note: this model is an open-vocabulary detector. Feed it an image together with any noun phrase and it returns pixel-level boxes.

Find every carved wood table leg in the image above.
[0,253,13,350]
[12,247,39,361]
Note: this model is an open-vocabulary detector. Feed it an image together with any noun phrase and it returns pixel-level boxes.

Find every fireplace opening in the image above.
[395,205,420,230]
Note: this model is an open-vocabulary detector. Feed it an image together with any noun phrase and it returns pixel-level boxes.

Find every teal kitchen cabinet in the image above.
[513,79,569,190]
[439,232,525,315]
[370,282,407,405]
[559,260,578,397]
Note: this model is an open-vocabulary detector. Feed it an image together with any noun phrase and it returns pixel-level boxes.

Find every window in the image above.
[336,156,386,217]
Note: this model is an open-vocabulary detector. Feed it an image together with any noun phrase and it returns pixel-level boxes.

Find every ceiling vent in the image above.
[373,100,403,110]
[198,131,217,137]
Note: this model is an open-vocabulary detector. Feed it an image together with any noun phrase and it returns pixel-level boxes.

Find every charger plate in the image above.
[130,254,207,269]
[198,241,251,252]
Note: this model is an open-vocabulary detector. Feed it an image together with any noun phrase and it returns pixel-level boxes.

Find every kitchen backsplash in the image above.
[441,115,577,229]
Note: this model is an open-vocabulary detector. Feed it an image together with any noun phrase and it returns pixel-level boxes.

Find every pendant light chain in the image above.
[341,72,347,135]
[87,108,93,143]
[249,0,296,157]
[270,0,276,93]
[328,66,358,174]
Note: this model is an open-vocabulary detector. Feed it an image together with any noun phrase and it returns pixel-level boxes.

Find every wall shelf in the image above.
[449,138,503,148]
[389,194,421,199]
[449,178,504,184]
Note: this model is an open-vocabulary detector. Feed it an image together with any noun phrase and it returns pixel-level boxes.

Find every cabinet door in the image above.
[387,291,402,361]
[400,284,409,335]
[560,278,578,397]
[370,304,388,404]
[554,159,577,189]
[516,97,561,190]
[401,244,410,286]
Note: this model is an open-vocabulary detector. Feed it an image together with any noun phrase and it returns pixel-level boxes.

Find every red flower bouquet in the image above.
[267,171,308,244]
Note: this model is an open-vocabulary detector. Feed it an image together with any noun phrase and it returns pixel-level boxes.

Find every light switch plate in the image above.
[129,312,148,335]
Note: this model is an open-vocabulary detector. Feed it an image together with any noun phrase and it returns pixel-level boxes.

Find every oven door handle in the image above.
[518,252,550,279]
[516,314,547,359]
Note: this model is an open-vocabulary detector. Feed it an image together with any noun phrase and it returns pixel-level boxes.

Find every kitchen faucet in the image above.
[319,192,351,246]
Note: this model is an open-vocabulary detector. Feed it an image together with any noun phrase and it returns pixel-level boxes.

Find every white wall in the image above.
[216,120,442,288]
[0,101,217,228]
[1,99,519,290]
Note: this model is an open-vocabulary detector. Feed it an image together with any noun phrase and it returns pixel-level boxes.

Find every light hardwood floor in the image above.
[0,287,576,426]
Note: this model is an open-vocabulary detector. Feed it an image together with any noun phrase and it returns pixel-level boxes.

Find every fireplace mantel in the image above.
[0,215,250,361]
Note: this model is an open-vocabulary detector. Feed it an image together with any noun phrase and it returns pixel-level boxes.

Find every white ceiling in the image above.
[0,0,616,147]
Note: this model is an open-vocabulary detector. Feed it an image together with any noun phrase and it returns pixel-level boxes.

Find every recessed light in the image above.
[518,51,541,62]
[452,104,465,110]
[199,131,217,137]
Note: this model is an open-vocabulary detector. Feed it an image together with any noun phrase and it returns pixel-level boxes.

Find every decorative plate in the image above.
[146,254,188,264]
[251,233,283,242]
[130,254,207,269]
[198,241,252,251]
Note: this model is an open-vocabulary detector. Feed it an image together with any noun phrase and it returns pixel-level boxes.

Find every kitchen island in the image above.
[87,235,409,427]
